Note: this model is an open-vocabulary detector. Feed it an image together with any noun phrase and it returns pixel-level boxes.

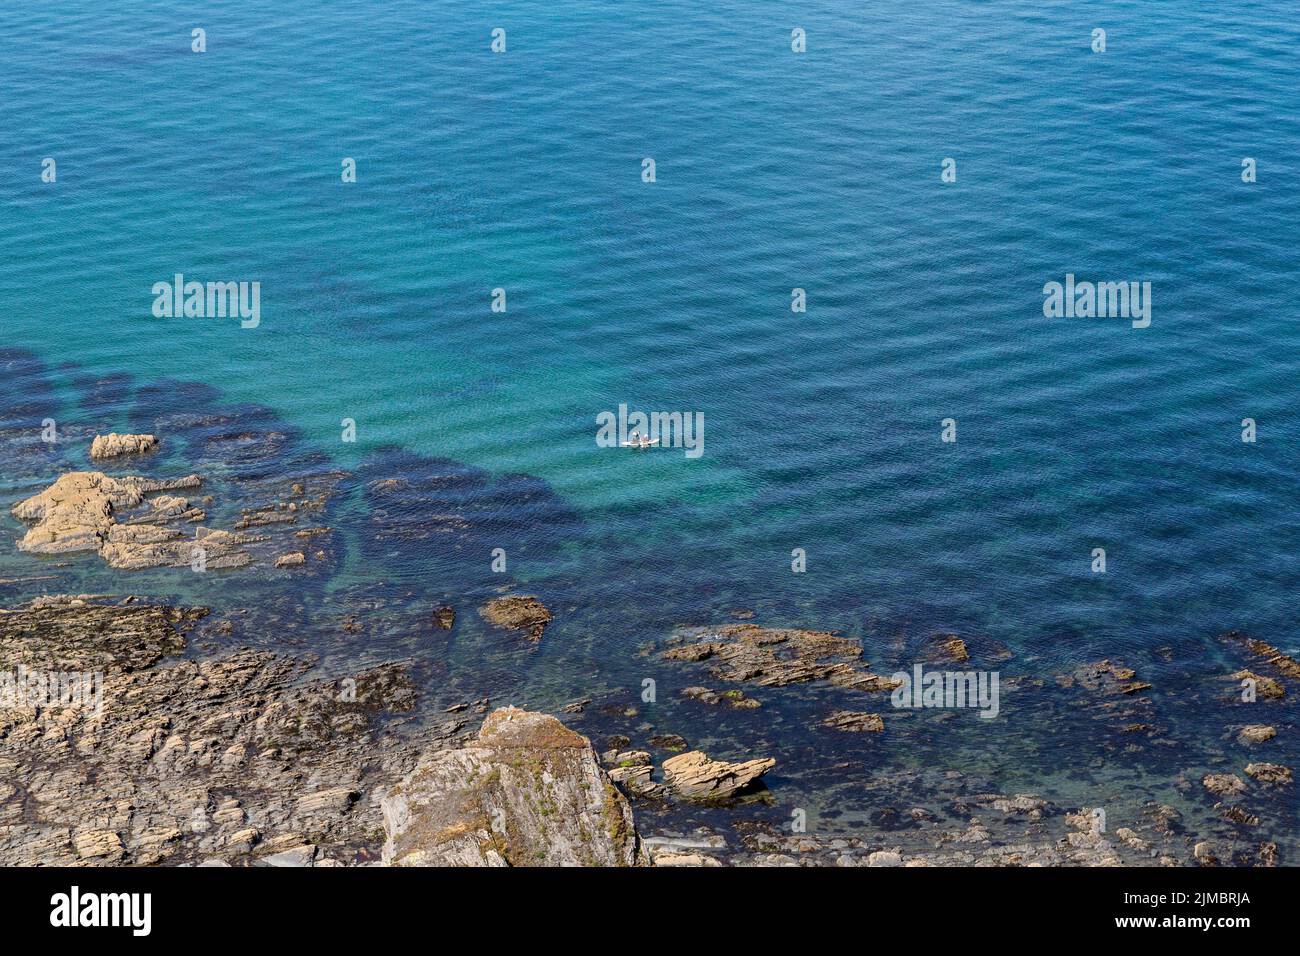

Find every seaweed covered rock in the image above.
[380,707,646,866]
[479,595,552,642]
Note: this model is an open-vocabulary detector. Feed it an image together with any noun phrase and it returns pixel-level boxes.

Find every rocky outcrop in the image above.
[1238,725,1276,744]
[380,707,646,866]
[13,471,200,555]
[7,469,335,571]
[822,711,884,732]
[1223,631,1300,680]
[1231,670,1284,700]
[925,634,970,663]
[433,605,455,630]
[1244,763,1292,785]
[479,595,552,642]
[661,750,775,801]
[90,433,158,460]
[605,751,660,797]
[0,594,200,674]
[10,470,256,570]
[0,596,455,866]
[102,526,254,571]
[663,623,898,692]
[1202,773,1247,797]
[1064,659,1151,696]
[682,685,760,709]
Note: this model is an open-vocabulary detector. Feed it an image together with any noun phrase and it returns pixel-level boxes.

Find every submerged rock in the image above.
[1066,659,1151,696]
[648,733,689,752]
[925,634,970,664]
[661,750,775,801]
[380,707,646,866]
[479,595,552,642]
[1223,631,1300,680]
[432,605,455,630]
[90,433,158,460]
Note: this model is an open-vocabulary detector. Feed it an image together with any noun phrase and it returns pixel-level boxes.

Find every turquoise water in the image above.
[3,1,1300,848]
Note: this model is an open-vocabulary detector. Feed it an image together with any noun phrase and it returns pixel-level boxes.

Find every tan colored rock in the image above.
[1239,725,1276,744]
[150,495,200,520]
[606,751,659,796]
[275,551,306,568]
[661,750,775,801]
[822,711,884,732]
[13,472,125,553]
[90,433,158,460]
[11,471,262,571]
[1225,631,1300,679]
[1202,773,1247,796]
[0,596,443,866]
[1244,763,1292,785]
[13,472,198,550]
[926,634,969,663]
[654,852,723,867]
[479,595,552,642]
[296,787,359,815]
[663,622,899,692]
[1070,659,1151,695]
[1231,670,1284,700]
[72,829,125,861]
[1115,828,1150,852]
[381,707,646,866]
[100,527,253,571]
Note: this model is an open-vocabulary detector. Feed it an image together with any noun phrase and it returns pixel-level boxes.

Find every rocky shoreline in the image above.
[1,381,1297,866]
[2,581,1295,866]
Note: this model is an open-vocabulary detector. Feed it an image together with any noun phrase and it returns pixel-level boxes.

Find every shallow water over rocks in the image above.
[1,350,1297,866]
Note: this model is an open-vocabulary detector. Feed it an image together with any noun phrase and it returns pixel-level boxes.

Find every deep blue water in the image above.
[2,1,1299,845]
